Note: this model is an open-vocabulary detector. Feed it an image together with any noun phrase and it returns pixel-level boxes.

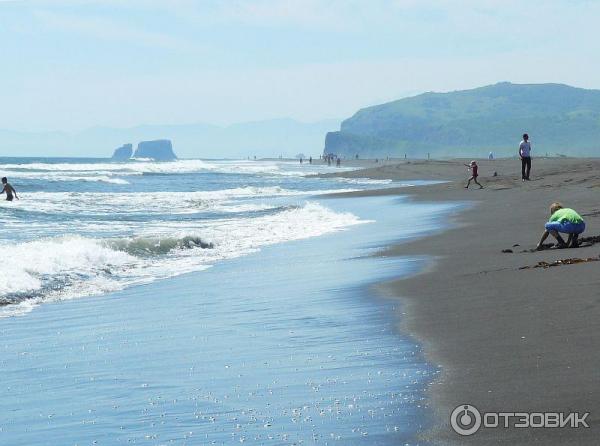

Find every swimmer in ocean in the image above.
[1,177,19,201]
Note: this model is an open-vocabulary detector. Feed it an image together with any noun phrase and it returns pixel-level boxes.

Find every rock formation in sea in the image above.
[133,140,177,161]
[111,143,133,160]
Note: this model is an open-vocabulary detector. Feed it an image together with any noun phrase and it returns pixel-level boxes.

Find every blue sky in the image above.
[1,0,600,132]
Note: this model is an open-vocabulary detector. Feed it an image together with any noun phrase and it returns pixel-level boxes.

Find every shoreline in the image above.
[325,158,600,444]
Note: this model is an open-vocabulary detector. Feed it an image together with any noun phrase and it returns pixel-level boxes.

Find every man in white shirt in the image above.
[519,133,532,181]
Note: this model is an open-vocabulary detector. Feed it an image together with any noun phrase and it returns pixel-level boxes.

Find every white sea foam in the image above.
[2,169,132,184]
[0,202,368,317]
[0,159,357,179]
[201,160,353,177]
[335,178,395,185]
[0,186,357,216]
[0,236,136,303]
[0,159,215,174]
[48,175,130,184]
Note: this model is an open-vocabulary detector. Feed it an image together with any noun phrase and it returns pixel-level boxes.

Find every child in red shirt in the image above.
[464,160,483,189]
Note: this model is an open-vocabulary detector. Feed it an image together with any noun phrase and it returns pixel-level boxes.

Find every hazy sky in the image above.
[1,0,600,132]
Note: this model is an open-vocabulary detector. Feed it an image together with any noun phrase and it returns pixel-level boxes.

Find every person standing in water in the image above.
[1,177,19,201]
[519,133,532,181]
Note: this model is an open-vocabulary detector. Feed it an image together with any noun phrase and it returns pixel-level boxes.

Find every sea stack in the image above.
[111,143,133,161]
[134,139,177,161]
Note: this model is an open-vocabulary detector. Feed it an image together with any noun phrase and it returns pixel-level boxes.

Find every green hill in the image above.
[324,82,600,158]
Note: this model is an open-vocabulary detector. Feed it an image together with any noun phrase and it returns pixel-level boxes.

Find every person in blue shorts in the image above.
[536,202,585,250]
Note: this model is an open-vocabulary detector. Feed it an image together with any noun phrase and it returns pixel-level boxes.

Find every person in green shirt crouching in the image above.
[536,202,586,250]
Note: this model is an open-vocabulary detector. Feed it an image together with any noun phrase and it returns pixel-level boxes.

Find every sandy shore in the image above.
[322,157,600,444]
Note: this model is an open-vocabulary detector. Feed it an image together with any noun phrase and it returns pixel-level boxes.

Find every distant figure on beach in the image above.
[489,151,494,160]
[536,202,585,250]
[464,161,483,189]
[1,177,19,201]
[519,133,532,181]
[300,157,303,164]
[336,158,341,167]
[309,156,312,164]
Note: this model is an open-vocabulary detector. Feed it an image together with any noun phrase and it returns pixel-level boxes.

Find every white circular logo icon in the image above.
[450,404,482,436]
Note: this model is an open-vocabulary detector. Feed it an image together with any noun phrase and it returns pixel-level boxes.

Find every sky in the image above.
[1,0,600,132]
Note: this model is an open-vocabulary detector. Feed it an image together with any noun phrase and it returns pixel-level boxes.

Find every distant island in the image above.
[134,140,177,161]
[324,82,600,158]
[111,143,133,160]
[111,139,177,161]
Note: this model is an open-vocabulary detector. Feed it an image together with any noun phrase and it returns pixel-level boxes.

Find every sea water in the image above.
[0,158,455,445]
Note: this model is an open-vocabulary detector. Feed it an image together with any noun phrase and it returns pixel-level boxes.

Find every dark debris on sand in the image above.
[502,235,600,254]
[519,256,600,270]
[580,235,600,245]
[503,235,600,269]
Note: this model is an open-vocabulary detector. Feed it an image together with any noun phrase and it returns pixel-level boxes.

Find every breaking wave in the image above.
[0,202,368,317]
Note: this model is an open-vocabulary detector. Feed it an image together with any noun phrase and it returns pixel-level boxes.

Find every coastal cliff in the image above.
[324,82,600,158]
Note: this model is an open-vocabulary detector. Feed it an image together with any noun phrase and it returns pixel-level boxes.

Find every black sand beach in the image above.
[323,158,600,445]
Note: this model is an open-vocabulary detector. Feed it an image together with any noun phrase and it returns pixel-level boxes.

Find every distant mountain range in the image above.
[0,118,340,159]
[324,82,600,158]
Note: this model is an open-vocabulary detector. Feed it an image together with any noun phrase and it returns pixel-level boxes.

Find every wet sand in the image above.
[322,158,600,445]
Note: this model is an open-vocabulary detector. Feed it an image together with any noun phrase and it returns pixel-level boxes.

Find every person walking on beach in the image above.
[536,202,585,250]
[519,133,532,181]
[1,177,19,201]
[464,161,483,189]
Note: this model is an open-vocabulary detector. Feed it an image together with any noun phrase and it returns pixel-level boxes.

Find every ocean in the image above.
[0,158,456,445]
